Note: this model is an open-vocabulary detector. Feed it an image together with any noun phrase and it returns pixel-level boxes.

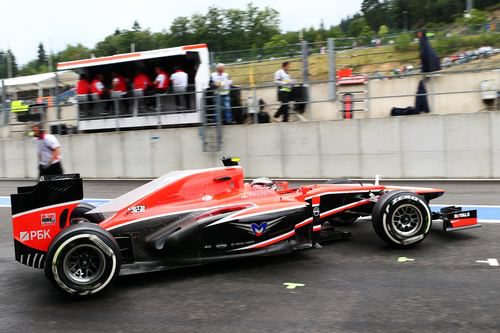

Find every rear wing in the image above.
[11,174,84,269]
[11,174,83,216]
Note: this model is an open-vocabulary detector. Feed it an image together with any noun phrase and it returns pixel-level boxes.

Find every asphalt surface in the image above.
[1,180,500,332]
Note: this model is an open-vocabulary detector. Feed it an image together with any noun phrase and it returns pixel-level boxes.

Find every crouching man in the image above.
[31,123,63,178]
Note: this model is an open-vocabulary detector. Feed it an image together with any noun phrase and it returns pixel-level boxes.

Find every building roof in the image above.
[1,71,78,92]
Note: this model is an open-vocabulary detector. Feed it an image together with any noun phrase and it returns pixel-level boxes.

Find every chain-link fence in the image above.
[0,23,499,140]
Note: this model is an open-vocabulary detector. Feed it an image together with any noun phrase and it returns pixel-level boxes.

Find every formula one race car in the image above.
[11,158,480,297]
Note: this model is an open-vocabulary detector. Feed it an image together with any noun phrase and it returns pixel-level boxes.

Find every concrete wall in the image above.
[1,111,500,179]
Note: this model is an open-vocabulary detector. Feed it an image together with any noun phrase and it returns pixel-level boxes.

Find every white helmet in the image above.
[251,177,277,190]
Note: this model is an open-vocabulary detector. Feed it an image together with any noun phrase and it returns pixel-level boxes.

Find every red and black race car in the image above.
[11,158,480,297]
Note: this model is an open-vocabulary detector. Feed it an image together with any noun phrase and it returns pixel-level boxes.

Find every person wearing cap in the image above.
[274,61,295,122]
[210,63,233,124]
[31,123,63,178]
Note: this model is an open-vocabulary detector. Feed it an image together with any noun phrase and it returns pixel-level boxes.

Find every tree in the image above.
[37,42,47,69]
[361,0,388,32]
[132,20,141,32]
[348,17,369,36]
[0,49,18,78]
[170,16,192,46]
[55,44,91,62]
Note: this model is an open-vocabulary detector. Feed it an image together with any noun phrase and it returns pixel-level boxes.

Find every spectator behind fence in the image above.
[133,69,152,92]
[111,72,129,113]
[90,74,111,110]
[133,69,154,108]
[31,123,63,179]
[211,63,233,124]
[170,67,190,110]
[274,61,295,122]
[153,67,170,93]
[75,74,90,113]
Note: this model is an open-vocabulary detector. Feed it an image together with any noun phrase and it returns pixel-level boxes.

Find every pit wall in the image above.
[1,111,500,179]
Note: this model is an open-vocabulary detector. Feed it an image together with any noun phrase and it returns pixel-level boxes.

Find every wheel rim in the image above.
[390,204,423,237]
[63,244,106,285]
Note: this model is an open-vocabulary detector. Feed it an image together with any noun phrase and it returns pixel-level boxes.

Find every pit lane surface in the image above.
[1,180,500,332]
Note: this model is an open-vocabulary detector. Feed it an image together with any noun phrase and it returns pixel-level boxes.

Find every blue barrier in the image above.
[1,197,499,221]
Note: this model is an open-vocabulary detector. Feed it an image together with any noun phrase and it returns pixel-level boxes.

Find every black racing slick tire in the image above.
[44,223,121,297]
[70,203,105,225]
[372,190,432,248]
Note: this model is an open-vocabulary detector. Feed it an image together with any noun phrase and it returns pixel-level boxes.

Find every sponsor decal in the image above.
[20,230,51,242]
[128,206,146,214]
[232,217,283,237]
[240,189,277,199]
[454,212,471,219]
[202,195,213,202]
[41,213,57,225]
[312,206,320,217]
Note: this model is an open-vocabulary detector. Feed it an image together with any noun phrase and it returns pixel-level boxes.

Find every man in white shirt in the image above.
[170,67,190,110]
[210,63,233,124]
[274,61,295,122]
[31,123,63,178]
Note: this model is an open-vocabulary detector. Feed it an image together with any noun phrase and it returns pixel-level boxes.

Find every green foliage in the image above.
[464,9,488,26]
[394,33,417,51]
[378,25,389,36]
[348,17,369,37]
[432,33,500,57]
[264,34,288,49]
[55,44,91,63]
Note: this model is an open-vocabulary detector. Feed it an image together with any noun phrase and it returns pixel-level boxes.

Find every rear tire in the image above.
[70,203,105,225]
[372,190,431,247]
[44,223,121,297]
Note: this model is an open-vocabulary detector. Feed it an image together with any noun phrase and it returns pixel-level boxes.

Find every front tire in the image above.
[44,223,121,297]
[372,191,432,247]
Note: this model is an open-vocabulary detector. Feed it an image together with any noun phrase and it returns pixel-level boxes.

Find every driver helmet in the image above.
[251,177,277,190]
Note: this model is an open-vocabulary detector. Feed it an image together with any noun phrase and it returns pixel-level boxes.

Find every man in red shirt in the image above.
[133,70,152,91]
[90,74,105,97]
[111,72,129,114]
[133,69,154,108]
[76,74,90,94]
[75,74,90,114]
[90,74,111,111]
[153,67,169,93]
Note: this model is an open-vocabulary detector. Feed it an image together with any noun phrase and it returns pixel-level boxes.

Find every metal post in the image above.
[1,79,7,126]
[114,99,119,132]
[156,95,161,129]
[6,51,13,78]
[216,94,222,149]
[301,40,310,109]
[54,72,61,119]
[328,38,337,101]
[210,52,216,69]
[252,88,258,124]
[403,11,408,32]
